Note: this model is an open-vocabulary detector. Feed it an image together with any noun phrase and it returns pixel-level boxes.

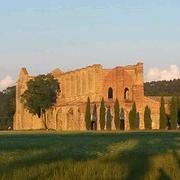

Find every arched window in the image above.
[108,87,113,99]
[124,88,129,100]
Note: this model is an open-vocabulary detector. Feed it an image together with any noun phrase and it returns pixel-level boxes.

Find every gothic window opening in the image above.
[124,88,129,100]
[108,87,113,99]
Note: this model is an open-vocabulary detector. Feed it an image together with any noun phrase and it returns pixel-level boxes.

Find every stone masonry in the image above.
[13,63,161,130]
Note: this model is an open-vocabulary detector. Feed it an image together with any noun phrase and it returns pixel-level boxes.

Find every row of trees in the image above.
[85,97,139,130]
[159,97,180,130]
[85,97,180,131]
[144,79,180,96]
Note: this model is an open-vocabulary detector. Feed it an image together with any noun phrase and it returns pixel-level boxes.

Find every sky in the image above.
[0,0,180,90]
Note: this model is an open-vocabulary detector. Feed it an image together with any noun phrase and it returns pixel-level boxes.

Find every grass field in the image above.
[0,131,180,180]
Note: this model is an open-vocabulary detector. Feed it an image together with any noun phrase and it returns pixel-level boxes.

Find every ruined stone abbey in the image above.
[14,62,161,131]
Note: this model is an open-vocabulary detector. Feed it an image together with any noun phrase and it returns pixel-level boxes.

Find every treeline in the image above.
[85,97,180,131]
[0,86,16,130]
[144,79,180,96]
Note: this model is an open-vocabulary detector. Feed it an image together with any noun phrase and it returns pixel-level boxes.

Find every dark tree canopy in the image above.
[170,97,178,129]
[129,102,137,130]
[114,98,120,130]
[0,86,16,130]
[100,98,106,130]
[144,105,152,130]
[159,97,167,129]
[85,97,91,130]
[144,79,180,96]
[21,74,60,119]
[106,107,112,131]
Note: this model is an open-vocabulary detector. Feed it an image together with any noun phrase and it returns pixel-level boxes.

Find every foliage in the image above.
[21,74,60,129]
[114,98,120,130]
[106,107,112,130]
[0,86,16,130]
[144,106,152,130]
[85,97,91,130]
[0,131,179,180]
[159,97,167,129]
[144,79,180,96]
[176,97,180,126]
[170,97,178,129]
[92,104,97,130]
[100,98,106,130]
[129,102,137,130]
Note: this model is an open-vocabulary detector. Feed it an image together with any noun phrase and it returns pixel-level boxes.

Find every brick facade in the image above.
[13,63,160,130]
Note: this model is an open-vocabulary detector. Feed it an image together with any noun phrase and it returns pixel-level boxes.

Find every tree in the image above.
[159,97,167,129]
[170,97,177,129]
[144,79,180,96]
[177,96,180,126]
[129,102,137,130]
[100,98,106,130]
[144,105,152,130]
[92,104,97,130]
[85,97,91,130]
[106,107,112,130]
[21,74,60,129]
[0,86,16,130]
[114,98,120,130]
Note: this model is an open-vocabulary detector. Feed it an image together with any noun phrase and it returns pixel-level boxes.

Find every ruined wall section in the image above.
[101,62,145,129]
[144,97,160,129]
[14,68,44,130]
[125,63,145,129]
[56,64,103,105]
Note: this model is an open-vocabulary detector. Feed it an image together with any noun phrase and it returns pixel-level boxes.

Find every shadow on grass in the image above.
[0,131,179,179]
[104,132,180,180]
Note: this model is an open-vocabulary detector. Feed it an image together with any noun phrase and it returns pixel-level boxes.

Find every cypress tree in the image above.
[129,102,137,130]
[106,107,112,131]
[85,97,91,130]
[159,97,167,129]
[114,98,120,130]
[100,98,106,130]
[92,104,97,130]
[177,97,180,126]
[144,105,152,130]
[170,97,177,130]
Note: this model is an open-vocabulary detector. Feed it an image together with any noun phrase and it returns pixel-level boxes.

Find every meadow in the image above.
[0,131,179,180]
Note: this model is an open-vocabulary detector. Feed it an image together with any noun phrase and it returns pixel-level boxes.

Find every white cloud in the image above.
[0,75,15,91]
[146,65,180,82]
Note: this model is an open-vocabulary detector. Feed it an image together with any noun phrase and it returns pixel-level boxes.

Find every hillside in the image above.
[144,79,180,96]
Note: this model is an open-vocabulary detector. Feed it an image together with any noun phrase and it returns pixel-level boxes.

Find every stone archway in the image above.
[67,108,74,130]
[56,108,63,130]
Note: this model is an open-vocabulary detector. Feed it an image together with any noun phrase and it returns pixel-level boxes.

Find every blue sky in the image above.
[0,0,180,89]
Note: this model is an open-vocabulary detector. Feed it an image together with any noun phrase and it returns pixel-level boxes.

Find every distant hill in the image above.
[144,79,180,96]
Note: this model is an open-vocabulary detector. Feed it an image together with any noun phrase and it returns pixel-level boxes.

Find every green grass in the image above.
[0,131,180,180]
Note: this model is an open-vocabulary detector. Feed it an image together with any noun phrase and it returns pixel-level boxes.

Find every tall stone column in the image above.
[82,71,87,96]
[80,71,83,96]
[87,71,89,93]
[68,76,71,98]
[64,77,67,99]
[71,74,75,100]
[77,73,80,96]
[92,69,96,94]
[74,73,77,98]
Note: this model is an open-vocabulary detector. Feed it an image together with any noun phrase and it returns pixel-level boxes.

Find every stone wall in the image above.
[14,62,161,131]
